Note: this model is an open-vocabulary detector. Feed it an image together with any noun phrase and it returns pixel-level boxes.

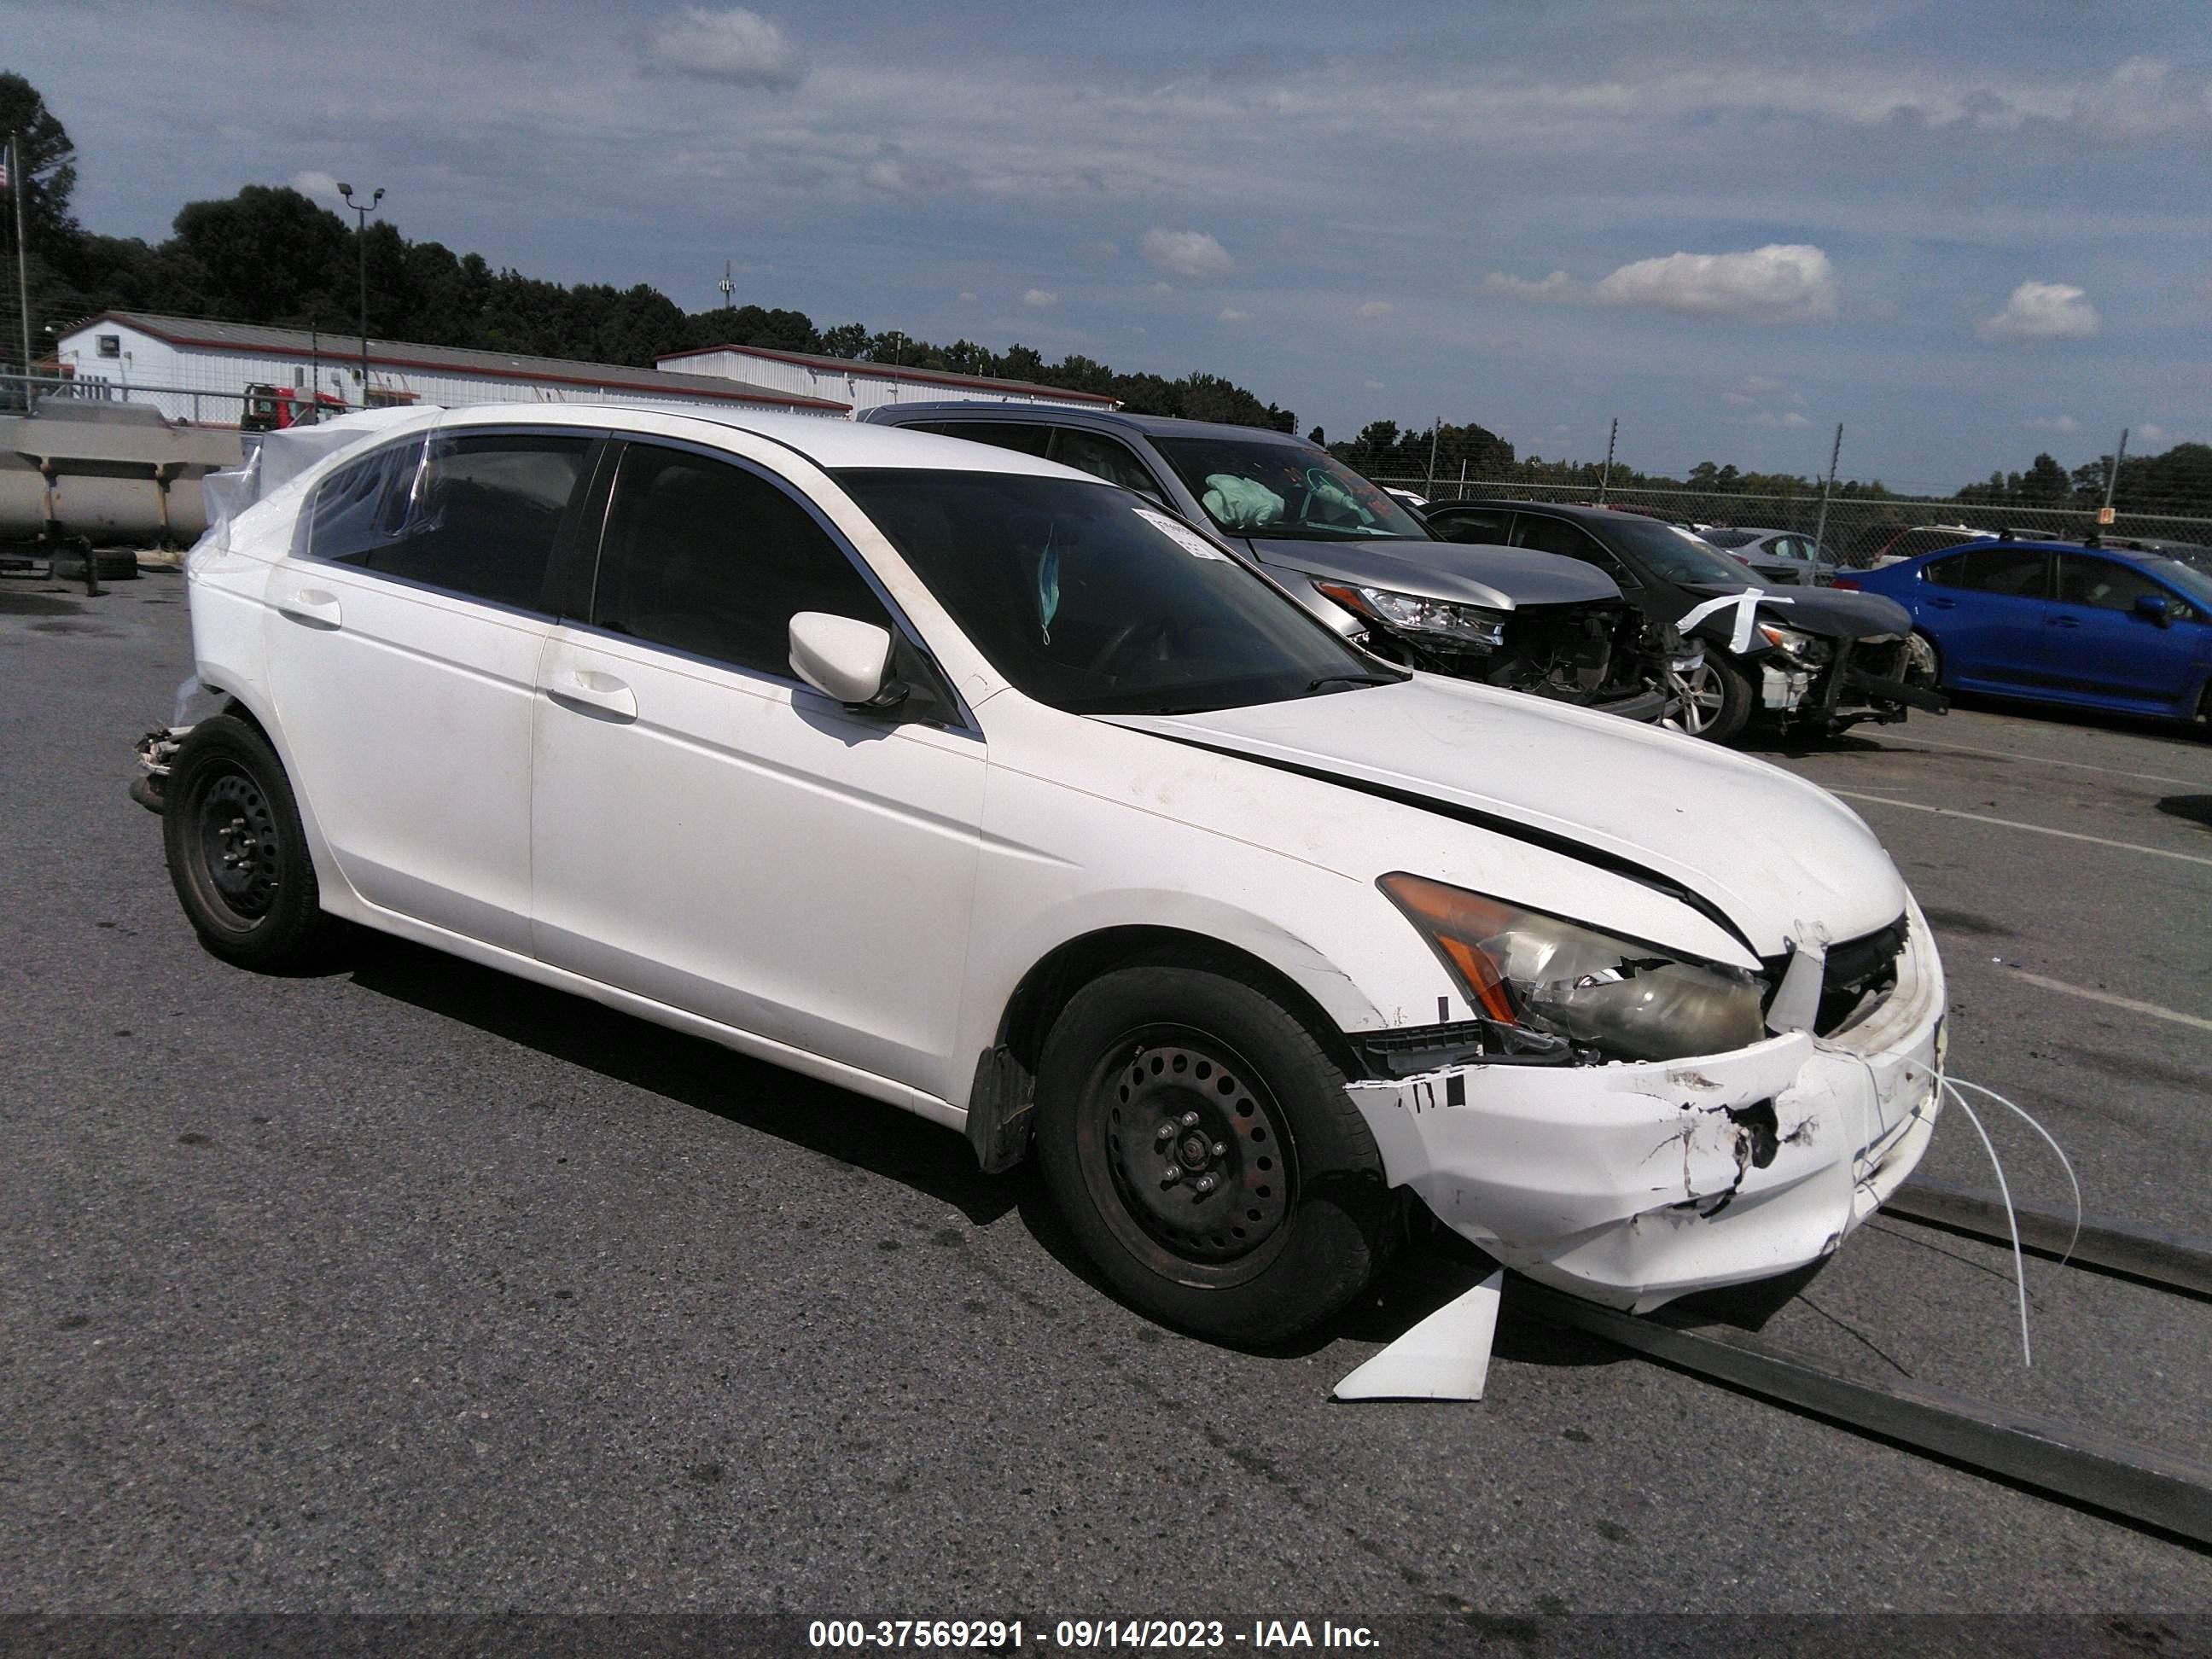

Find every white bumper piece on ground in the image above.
[1345,904,1946,1315]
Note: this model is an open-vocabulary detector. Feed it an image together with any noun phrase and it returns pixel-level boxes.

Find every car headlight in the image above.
[1756,623,1832,667]
[1378,872,1768,1062]
[1317,582,1506,651]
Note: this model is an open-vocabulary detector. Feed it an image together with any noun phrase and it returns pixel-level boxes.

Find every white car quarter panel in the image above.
[530,626,985,1100]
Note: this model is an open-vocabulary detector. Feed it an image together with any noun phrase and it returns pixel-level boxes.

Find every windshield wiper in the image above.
[1305,672,1406,694]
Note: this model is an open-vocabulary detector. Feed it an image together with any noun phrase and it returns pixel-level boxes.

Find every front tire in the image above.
[1034,962,1395,1346]
[1673,657,1754,743]
[162,713,329,969]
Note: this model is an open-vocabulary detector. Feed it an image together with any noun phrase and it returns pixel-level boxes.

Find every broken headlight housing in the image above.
[1378,872,1768,1062]
[1316,582,1507,652]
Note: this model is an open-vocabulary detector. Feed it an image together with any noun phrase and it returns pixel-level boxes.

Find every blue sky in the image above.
[15,0,2209,489]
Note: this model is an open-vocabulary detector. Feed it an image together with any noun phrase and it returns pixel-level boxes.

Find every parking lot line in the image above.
[1831,790,2212,869]
[1871,736,2209,790]
[2003,969,2212,1036]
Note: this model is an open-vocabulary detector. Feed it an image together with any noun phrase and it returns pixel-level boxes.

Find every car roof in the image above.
[1906,538,2170,564]
[863,399,1315,447]
[431,400,1101,480]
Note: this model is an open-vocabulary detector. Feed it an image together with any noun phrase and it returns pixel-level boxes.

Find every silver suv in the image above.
[861,404,1682,721]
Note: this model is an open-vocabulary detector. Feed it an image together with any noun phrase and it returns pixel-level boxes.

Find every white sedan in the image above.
[159,403,1945,1345]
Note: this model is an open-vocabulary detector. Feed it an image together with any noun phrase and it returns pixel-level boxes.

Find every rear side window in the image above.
[591,443,892,678]
[1927,545,2052,598]
[307,431,590,610]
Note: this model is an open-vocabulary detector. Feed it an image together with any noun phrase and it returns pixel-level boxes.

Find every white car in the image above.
[157,403,1946,1345]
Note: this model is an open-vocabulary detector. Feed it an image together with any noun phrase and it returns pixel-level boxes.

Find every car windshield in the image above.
[837,469,1399,717]
[1150,435,1430,542]
[1701,528,1760,549]
[1605,516,1773,587]
[2147,557,2212,609]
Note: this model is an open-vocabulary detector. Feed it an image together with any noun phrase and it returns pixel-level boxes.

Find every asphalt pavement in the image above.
[4,572,2209,1622]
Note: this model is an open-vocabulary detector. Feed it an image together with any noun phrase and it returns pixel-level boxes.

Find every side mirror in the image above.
[2133,592,2174,627]
[789,611,897,707]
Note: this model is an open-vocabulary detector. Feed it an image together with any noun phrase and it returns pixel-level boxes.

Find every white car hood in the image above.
[1104,676,1906,956]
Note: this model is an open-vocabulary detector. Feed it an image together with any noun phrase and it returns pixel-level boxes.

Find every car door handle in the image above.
[2048,615,2081,628]
[546,667,638,722]
[276,589,342,629]
[1924,597,1955,609]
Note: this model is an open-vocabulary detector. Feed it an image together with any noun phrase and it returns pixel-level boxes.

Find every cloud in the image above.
[1487,245,1837,323]
[2136,423,2171,445]
[1977,281,2100,342]
[1720,373,1786,408]
[1355,300,1393,317]
[1217,307,1251,324]
[2027,415,2081,433]
[1749,410,1813,428]
[1141,228,1235,279]
[1022,288,1058,309]
[1086,239,1120,260]
[289,170,340,200]
[1144,280,1173,296]
[1363,379,1386,391]
[957,291,977,303]
[644,7,806,89]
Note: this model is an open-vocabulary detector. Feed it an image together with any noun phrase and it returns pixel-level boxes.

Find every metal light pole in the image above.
[12,132,33,414]
[1598,416,1618,503]
[337,182,383,408]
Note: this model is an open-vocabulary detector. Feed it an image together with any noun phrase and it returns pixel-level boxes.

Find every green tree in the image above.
[0,71,79,244]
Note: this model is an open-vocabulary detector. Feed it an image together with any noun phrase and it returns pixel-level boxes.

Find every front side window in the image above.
[2056,555,2164,613]
[1150,436,1429,541]
[838,469,1393,717]
[306,430,590,610]
[593,444,892,678]
[1049,428,1165,501]
[1430,505,1512,544]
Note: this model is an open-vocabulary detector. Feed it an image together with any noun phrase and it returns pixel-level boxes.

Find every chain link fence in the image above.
[1368,474,2212,568]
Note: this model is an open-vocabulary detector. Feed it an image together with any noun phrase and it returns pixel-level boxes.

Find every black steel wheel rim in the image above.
[193,767,282,923]
[1077,1026,1298,1288]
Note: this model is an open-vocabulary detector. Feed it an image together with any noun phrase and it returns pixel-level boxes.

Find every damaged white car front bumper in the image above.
[1347,902,1946,1313]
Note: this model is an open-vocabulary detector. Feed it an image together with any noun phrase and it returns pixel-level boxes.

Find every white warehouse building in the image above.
[54,311,852,425]
[656,342,1120,415]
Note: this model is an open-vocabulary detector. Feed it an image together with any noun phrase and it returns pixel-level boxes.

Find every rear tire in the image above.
[162,713,329,969]
[1034,962,1395,1346]
[1674,657,1754,744]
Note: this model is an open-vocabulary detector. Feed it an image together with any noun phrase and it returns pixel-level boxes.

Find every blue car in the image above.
[1842,538,2212,729]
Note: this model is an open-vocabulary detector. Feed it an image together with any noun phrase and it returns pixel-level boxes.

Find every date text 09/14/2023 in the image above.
[806,1619,1381,1650]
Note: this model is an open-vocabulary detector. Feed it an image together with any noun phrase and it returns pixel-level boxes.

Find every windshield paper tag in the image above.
[1135,507,1228,562]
